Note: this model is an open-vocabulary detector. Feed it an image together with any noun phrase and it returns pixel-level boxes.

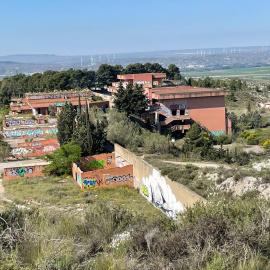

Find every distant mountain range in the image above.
[0,45,269,80]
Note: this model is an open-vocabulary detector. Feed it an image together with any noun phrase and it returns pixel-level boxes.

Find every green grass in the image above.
[3,176,163,218]
[182,66,270,81]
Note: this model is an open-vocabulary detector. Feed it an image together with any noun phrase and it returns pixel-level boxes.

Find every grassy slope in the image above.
[3,176,163,218]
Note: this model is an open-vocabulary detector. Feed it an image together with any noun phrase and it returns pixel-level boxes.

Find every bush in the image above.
[239,130,251,139]
[213,134,232,145]
[246,133,259,145]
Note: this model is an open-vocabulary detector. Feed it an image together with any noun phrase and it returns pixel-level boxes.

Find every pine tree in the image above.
[57,102,76,146]
[85,101,93,155]
[78,95,81,114]
[114,82,149,116]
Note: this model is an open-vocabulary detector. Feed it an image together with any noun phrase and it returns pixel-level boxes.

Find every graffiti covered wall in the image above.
[114,144,205,219]
[12,139,59,157]
[2,128,58,139]
[72,160,133,189]
[3,164,47,180]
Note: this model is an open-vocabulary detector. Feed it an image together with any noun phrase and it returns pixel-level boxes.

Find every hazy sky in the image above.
[1,0,270,56]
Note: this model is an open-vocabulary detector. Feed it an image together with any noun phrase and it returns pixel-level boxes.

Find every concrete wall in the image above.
[115,144,205,219]
[3,164,47,180]
[11,139,59,157]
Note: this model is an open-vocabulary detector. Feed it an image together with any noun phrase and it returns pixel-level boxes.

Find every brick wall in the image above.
[72,158,133,189]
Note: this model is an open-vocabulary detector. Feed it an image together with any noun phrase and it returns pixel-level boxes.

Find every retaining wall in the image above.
[114,144,206,219]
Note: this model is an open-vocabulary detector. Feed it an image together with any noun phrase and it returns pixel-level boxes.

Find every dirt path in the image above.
[0,178,12,203]
[162,160,230,169]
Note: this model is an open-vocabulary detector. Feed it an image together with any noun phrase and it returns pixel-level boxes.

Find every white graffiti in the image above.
[48,118,57,124]
[141,168,184,219]
[30,142,42,147]
[42,145,56,152]
[11,148,34,155]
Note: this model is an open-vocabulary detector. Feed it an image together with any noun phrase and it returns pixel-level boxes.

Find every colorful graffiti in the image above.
[83,178,97,187]
[141,168,184,219]
[6,120,21,126]
[155,104,172,117]
[84,160,106,169]
[211,130,225,136]
[142,184,149,196]
[78,174,82,184]
[11,148,34,156]
[6,167,34,177]
[105,174,133,185]
[48,118,57,124]
[42,145,56,152]
[3,128,58,139]
[24,119,35,125]
[28,94,62,100]
[170,103,186,110]
[30,142,42,147]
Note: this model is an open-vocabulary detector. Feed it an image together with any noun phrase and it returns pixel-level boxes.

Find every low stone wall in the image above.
[114,144,206,219]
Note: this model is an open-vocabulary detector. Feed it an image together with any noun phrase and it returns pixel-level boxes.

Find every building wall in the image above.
[162,96,227,133]
[11,139,59,157]
[3,165,47,180]
[114,144,205,219]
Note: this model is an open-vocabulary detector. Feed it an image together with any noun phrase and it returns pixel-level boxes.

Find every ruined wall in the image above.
[79,153,115,172]
[3,165,47,180]
[12,139,59,157]
[72,161,133,189]
[2,127,58,139]
[115,144,205,219]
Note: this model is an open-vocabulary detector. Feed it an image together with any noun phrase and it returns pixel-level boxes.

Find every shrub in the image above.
[239,130,251,139]
[263,139,270,149]
[246,133,259,145]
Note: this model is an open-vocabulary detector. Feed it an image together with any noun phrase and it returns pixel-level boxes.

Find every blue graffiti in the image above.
[211,130,225,136]
[83,178,96,188]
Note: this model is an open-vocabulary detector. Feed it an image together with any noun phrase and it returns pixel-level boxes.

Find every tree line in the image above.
[0,63,181,104]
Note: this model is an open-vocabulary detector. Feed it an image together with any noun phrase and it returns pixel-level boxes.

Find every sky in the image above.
[1,0,270,56]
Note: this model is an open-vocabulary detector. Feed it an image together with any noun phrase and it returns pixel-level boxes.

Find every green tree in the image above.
[57,102,76,146]
[85,101,93,155]
[167,64,181,80]
[251,110,262,128]
[114,82,149,116]
[43,141,82,175]
[96,64,121,86]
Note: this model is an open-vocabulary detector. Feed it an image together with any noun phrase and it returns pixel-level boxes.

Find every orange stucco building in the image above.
[110,72,231,136]
[10,90,109,116]
[109,73,166,92]
[148,86,231,136]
